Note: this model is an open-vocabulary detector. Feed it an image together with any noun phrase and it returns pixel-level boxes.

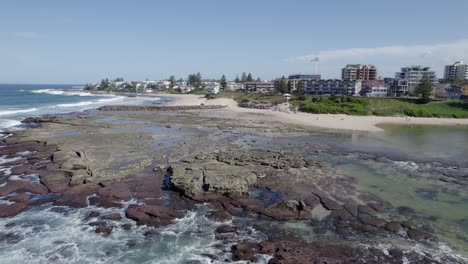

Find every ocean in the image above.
[0,84,163,131]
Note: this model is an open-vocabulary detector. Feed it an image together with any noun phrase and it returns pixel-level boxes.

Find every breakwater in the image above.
[97,105,227,111]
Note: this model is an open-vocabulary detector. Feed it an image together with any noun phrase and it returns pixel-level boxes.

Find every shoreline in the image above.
[154,93,468,132]
[1,94,467,262]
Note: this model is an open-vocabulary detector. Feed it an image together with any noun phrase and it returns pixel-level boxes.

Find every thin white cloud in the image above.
[14,32,39,38]
[288,39,468,63]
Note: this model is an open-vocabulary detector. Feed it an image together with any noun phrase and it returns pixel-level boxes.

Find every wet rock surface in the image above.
[1,110,464,262]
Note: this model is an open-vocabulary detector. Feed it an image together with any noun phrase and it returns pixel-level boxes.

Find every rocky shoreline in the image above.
[0,110,465,263]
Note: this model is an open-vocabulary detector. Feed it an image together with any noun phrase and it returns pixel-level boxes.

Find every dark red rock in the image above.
[407,228,433,241]
[0,203,28,218]
[231,243,258,262]
[53,184,99,208]
[143,230,159,237]
[95,226,114,236]
[215,225,237,234]
[260,206,298,220]
[121,223,132,230]
[358,204,378,215]
[103,213,122,221]
[87,211,101,218]
[8,193,31,203]
[97,182,134,201]
[385,221,404,233]
[0,181,49,196]
[94,196,123,208]
[10,164,32,175]
[125,204,184,227]
[358,214,386,227]
[1,159,26,167]
[206,210,233,222]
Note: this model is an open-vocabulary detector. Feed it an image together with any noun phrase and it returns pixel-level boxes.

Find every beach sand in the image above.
[159,93,468,132]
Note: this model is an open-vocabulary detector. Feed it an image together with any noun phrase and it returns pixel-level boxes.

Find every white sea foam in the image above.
[393,161,419,171]
[31,89,101,97]
[0,203,269,263]
[0,108,38,116]
[0,155,24,165]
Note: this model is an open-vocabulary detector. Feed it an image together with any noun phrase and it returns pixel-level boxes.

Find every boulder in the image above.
[8,193,31,203]
[95,226,114,236]
[231,243,258,262]
[385,221,404,233]
[97,182,134,200]
[103,213,122,221]
[215,225,237,234]
[358,204,378,215]
[125,204,184,227]
[407,228,433,241]
[206,210,233,222]
[40,171,71,193]
[0,181,49,196]
[358,214,386,227]
[0,203,28,218]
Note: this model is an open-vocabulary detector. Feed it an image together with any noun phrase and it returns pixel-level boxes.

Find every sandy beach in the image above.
[159,93,468,132]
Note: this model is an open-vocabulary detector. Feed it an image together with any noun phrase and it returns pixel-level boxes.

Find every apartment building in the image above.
[341,64,377,81]
[244,82,275,94]
[288,74,321,92]
[389,66,437,96]
[444,61,468,81]
[303,79,362,96]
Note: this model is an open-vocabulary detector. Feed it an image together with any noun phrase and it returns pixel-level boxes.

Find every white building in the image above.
[444,61,468,81]
[389,66,437,96]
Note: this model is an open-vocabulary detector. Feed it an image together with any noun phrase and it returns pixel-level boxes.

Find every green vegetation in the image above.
[291,96,371,115]
[209,92,468,118]
[278,76,288,94]
[220,75,227,90]
[291,96,468,118]
[187,72,203,90]
[416,74,433,104]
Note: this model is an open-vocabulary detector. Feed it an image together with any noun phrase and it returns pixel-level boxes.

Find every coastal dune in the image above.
[159,93,468,132]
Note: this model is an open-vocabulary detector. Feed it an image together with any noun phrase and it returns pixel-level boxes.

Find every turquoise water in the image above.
[0,84,163,131]
[311,125,468,257]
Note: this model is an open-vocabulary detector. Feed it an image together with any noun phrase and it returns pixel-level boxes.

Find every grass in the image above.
[205,91,468,118]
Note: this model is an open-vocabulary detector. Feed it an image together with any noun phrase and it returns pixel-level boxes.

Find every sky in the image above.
[1,0,468,84]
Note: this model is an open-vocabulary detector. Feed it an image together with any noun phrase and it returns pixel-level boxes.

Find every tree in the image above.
[278,76,288,94]
[235,75,240,83]
[246,73,254,82]
[195,72,202,90]
[169,75,176,88]
[256,77,261,82]
[416,74,433,103]
[220,75,227,91]
[295,81,304,95]
[241,72,247,83]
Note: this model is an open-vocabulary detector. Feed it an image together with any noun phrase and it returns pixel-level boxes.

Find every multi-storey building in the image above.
[244,82,275,94]
[302,79,362,96]
[360,80,387,97]
[288,74,321,92]
[341,64,377,81]
[444,61,468,81]
[389,66,437,96]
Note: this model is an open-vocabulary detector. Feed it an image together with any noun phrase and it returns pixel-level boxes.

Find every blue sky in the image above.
[1,0,468,84]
